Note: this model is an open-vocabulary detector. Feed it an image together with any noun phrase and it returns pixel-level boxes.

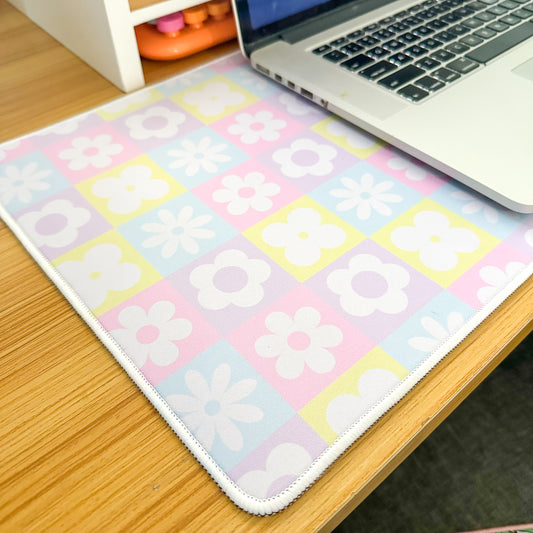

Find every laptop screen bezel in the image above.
[234,0,357,55]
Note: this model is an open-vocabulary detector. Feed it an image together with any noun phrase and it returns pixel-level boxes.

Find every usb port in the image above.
[300,88,313,99]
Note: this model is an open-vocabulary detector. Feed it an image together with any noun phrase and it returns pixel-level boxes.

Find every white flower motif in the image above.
[183,81,245,116]
[327,368,400,435]
[391,211,480,271]
[325,119,376,149]
[451,190,499,224]
[17,199,91,248]
[272,138,336,178]
[408,312,466,352]
[278,93,310,116]
[477,262,526,303]
[125,105,186,140]
[58,134,123,170]
[101,91,152,113]
[330,173,402,220]
[255,306,343,379]
[38,115,87,136]
[327,253,410,317]
[92,165,168,214]
[168,137,230,177]
[0,139,21,162]
[57,243,141,309]
[166,363,263,451]
[141,206,214,258]
[0,162,51,205]
[387,155,426,181]
[111,301,192,367]
[262,207,345,267]
[190,249,271,310]
[227,110,286,144]
[237,443,312,499]
[212,172,280,215]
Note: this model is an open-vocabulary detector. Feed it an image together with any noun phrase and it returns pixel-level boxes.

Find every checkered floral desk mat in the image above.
[1,53,532,515]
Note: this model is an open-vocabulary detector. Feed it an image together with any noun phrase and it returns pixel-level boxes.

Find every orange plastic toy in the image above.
[135,0,237,61]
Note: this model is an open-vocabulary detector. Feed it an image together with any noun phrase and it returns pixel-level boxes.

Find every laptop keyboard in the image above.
[311,0,533,102]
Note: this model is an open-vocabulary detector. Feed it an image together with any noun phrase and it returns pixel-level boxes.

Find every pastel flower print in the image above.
[0,139,21,162]
[408,312,466,352]
[278,93,310,116]
[327,368,400,435]
[58,134,123,171]
[330,173,402,220]
[262,207,346,267]
[125,105,186,140]
[212,171,280,215]
[141,206,214,258]
[237,443,313,499]
[327,253,410,317]
[387,154,426,181]
[391,210,480,271]
[92,165,169,214]
[166,363,263,451]
[0,162,51,205]
[227,110,286,144]
[17,199,91,248]
[255,306,343,379]
[167,137,230,177]
[57,243,141,309]
[39,115,87,136]
[477,262,526,304]
[325,119,376,149]
[189,249,271,310]
[451,189,499,224]
[183,81,245,116]
[111,301,192,367]
[273,138,336,178]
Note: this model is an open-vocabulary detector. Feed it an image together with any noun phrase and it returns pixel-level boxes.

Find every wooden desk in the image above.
[1,2,532,531]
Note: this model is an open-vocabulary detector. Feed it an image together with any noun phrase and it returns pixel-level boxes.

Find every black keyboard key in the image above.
[323,50,349,62]
[487,5,508,14]
[359,60,398,80]
[447,56,480,72]
[420,37,443,48]
[462,17,484,28]
[433,66,461,81]
[475,27,497,38]
[379,16,397,25]
[388,22,410,32]
[499,14,521,25]
[363,23,380,32]
[434,30,457,41]
[428,19,449,30]
[446,41,471,52]
[330,37,349,46]
[398,84,429,101]
[449,23,470,35]
[467,21,533,63]
[389,52,413,65]
[440,12,462,22]
[402,15,424,25]
[431,48,456,60]
[398,32,420,43]
[340,53,374,71]
[487,20,510,31]
[341,42,365,54]
[413,25,435,36]
[374,29,395,40]
[405,44,429,56]
[416,56,442,68]
[513,8,533,17]
[460,34,484,45]
[378,64,425,88]
[357,35,380,47]
[313,44,331,54]
[467,1,486,10]
[367,46,391,59]
[501,0,519,6]
[453,6,476,16]
[383,39,406,51]
[347,30,364,39]
[475,11,496,22]
[415,75,446,90]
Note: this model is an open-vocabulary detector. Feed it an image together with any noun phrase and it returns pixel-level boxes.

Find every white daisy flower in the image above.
[58,134,123,171]
[0,162,51,205]
[167,137,230,177]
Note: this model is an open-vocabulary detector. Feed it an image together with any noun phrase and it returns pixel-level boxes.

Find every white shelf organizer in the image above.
[8,0,203,92]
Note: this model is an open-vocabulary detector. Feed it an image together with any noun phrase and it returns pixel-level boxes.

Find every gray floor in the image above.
[335,331,533,533]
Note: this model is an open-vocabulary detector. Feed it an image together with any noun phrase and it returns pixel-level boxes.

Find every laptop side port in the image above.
[300,88,313,100]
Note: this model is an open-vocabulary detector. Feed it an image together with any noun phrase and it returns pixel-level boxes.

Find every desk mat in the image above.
[1,53,532,515]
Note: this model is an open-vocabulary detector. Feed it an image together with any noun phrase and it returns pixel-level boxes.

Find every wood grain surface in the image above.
[1,2,532,531]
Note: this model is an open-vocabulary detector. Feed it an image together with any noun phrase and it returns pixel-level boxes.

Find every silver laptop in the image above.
[232,0,533,213]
